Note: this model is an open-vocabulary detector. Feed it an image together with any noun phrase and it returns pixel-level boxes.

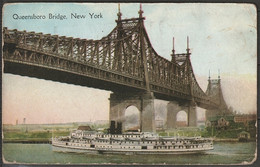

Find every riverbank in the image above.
[214,138,239,142]
[3,139,51,144]
[214,138,256,142]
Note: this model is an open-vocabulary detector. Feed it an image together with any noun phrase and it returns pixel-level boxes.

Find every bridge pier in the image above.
[187,105,197,127]
[166,101,197,129]
[166,102,180,129]
[109,92,155,132]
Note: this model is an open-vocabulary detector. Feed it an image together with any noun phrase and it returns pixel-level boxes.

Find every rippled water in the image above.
[2,142,256,165]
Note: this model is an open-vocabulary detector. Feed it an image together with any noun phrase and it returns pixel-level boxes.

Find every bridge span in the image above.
[3,6,228,132]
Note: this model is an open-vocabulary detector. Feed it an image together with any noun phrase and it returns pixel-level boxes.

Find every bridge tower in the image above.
[166,37,197,129]
[109,4,156,132]
[205,72,229,119]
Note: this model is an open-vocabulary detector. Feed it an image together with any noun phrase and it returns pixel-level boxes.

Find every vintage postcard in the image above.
[2,2,257,165]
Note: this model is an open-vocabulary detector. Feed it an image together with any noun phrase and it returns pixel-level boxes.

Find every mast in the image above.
[117,3,122,21]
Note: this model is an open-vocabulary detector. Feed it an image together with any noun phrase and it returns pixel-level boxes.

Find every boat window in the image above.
[141,146,147,149]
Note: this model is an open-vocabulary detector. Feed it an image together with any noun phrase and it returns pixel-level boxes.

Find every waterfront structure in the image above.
[205,116,234,128]
[238,131,251,142]
[176,121,188,127]
[206,114,257,128]
[234,114,256,124]
[2,5,228,132]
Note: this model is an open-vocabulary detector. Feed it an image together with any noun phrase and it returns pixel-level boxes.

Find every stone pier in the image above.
[166,101,197,129]
[109,92,156,132]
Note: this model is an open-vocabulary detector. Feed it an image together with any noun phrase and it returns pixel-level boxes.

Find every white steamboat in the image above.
[52,129,213,154]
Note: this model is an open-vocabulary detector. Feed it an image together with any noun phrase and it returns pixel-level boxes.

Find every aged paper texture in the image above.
[2,3,257,165]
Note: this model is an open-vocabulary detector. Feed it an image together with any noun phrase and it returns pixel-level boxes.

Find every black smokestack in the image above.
[116,122,122,134]
[109,120,116,134]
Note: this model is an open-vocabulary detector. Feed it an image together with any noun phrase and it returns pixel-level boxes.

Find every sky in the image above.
[2,3,257,125]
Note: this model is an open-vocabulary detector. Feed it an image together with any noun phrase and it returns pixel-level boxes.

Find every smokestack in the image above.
[116,122,122,134]
[109,120,116,134]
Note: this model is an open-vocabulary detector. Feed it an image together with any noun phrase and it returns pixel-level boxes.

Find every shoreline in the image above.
[3,139,51,144]
[213,138,256,142]
[213,138,238,142]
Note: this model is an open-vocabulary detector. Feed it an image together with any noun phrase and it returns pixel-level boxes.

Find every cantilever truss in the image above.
[3,9,227,110]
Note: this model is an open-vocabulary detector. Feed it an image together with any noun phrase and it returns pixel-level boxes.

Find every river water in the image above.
[2,142,256,165]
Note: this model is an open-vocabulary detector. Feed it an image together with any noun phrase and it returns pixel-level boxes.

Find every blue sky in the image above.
[2,3,257,124]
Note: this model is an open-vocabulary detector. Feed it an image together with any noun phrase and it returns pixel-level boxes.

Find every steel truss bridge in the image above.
[3,7,227,111]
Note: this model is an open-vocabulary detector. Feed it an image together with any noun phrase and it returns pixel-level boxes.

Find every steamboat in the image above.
[52,122,214,154]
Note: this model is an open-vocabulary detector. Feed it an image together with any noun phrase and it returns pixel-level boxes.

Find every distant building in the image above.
[176,121,187,127]
[206,115,234,129]
[217,117,229,127]
[23,118,26,124]
[155,120,164,130]
[77,126,92,131]
[238,131,251,142]
[16,119,18,125]
[234,114,256,124]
